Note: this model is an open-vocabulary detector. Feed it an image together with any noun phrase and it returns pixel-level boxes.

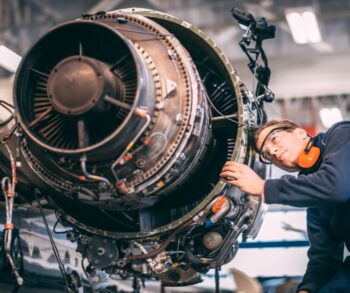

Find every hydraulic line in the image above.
[184,210,251,267]
[126,218,193,261]
[80,155,112,188]
[1,142,23,286]
[111,111,151,179]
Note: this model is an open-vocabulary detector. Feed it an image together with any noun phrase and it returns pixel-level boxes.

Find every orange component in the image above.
[143,138,150,145]
[78,176,86,181]
[297,146,321,169]
[122,152,133,162]
[156,181,165,188]
[6,189,14,197]
[212,196,227,214]
[134,107,148,119]
[4,223,14,230]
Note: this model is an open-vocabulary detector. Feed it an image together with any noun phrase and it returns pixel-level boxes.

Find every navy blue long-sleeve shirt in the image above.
[264,121,350,293]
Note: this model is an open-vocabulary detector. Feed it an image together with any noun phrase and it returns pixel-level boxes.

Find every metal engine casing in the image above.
[0,8,266,286]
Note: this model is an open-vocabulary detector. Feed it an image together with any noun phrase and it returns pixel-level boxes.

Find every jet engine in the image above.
[0,8,269,288]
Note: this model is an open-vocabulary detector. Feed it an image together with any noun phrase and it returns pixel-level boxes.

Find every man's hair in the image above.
[253,119,301,151]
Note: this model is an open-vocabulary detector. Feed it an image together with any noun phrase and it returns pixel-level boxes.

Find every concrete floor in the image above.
[0,282,66,293]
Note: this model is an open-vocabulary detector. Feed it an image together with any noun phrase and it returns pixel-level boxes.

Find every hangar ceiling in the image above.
[1,0,350,97]
[0,0,350,54]
[1,0,350,58]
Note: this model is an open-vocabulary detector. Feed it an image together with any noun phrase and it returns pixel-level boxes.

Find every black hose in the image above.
[185,212,250,268]
[184,244,202,265]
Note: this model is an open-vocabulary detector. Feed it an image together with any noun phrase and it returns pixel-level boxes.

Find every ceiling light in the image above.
[319,107,343,128]
[285,8,321,44]
[302,11,322,43]
[0,45,21,73]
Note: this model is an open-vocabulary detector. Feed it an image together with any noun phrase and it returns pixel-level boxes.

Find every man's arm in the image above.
[221,124,350,207]
[265,125,350,207]
[296,208,344,293]
[264,123,350,207]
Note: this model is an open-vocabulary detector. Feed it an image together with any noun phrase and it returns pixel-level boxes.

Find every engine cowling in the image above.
[2,8,266,286]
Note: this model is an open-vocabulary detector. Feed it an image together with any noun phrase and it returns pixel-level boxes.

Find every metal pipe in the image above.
[211,223,248,267]
[211,113,238,121]
[80,155,112,188]
[111,112,151,179]
[209,197,231,224]
[4,230,23,285]
[1,174,23,286]
[126,218,193,261]
[132,241,157,272]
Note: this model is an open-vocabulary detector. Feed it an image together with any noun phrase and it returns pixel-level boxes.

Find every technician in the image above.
[220,119,350,293]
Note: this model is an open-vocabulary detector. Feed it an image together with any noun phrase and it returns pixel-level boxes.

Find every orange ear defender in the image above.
[297,137,321,169]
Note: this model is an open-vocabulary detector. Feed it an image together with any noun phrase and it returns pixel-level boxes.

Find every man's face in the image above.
[256,126,308,172]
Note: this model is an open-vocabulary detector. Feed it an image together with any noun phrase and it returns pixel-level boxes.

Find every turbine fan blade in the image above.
[77,119,89,148]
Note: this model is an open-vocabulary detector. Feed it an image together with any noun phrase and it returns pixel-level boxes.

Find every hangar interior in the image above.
[0,0,349,292]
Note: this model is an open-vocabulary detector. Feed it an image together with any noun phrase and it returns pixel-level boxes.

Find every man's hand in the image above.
[220,161,265,197]
[298,291,309,293]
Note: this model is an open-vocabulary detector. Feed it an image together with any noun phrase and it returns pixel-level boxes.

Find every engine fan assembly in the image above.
[0,8,273,289]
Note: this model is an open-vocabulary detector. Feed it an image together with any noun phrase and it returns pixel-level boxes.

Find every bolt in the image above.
[156,102,164,110]
[97,247,105,256]
[175,114,183,125]
[136,159,146,168]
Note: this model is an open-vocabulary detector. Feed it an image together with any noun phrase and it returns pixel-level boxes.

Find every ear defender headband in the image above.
[297,136,321,170]
[258,125,322,170]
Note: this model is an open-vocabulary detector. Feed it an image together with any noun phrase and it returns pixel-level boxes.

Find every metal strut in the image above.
[34,190,82,293]
[215,267,220,293]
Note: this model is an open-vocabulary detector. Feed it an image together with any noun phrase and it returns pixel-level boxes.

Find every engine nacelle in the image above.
[1,8,266,286]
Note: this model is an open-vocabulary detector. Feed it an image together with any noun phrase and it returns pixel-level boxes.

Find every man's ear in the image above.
[293,128,308,139]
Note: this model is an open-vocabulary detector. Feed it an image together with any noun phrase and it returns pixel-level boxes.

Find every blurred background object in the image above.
[230,268,262,293]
